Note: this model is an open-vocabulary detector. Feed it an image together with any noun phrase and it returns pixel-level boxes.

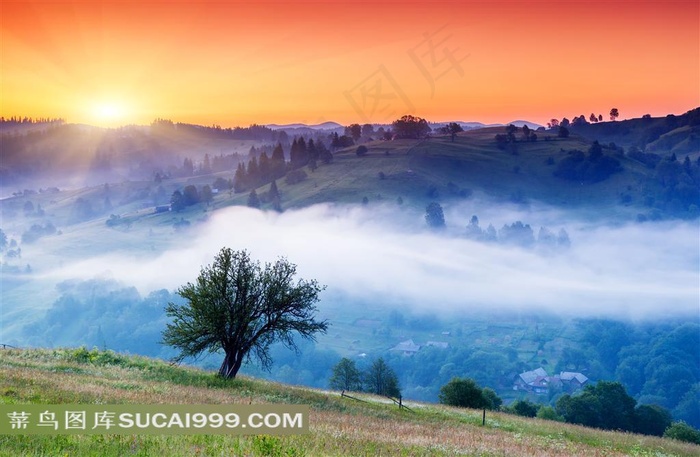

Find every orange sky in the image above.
[2,1,698,127]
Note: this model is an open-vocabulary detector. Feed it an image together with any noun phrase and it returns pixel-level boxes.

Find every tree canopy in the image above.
[162,248,328,379]
[425,202,446,229]
[392,115,431,139]
[439,377,492,409]
[329,357,362,391]
[439,122,463,142]
[364,357,401,397]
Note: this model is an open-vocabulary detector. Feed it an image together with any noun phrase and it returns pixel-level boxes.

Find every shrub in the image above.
[509,399,539,417]
[537,405,564,422]
[664,421,700,444]
[439,377,490,409]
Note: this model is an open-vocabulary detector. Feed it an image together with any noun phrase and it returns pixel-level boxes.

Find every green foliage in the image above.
[537,405,564,422]
[329,357,362,391]
[481,387,502,411]
[162,248,328,379]
[554,148,622,183]
[634,404,673,437]
[674,383,700,427]
[438,377,489,409]
[556,381,672,435]
[509,399,539,417]
[556,393,602,428]
[664,421,700,444]
[364,358,401,397]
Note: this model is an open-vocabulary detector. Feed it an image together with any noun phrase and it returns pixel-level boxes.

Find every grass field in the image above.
[1,348,698,456]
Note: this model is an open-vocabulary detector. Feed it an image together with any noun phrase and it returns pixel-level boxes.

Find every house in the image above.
[391,339,421,355]
[513,367,549,393]
[559,371,589,391]
[513,367,588,395]
[426,341,449,349]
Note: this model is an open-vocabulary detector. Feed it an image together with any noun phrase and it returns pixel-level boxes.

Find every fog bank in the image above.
[47,203,699,320]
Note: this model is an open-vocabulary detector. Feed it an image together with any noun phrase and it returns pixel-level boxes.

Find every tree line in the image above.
[329,357,401,398]
[438,376,697,443]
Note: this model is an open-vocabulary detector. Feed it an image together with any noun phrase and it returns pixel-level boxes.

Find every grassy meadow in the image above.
[1,348,698,456]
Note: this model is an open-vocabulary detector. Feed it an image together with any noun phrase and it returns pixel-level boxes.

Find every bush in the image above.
[509,399,539,417]
[482,387,502,410]
[439,377,490,409]
[664,421,700,444]
[356,145,368,156]
[21,222,57,244]
[634,404,672,436]
[537,405,565,422]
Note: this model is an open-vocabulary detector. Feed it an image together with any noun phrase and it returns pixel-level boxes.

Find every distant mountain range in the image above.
[265,120,544,132]
[266,121,344,131]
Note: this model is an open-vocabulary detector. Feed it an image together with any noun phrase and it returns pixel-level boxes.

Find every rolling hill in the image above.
[1,347,698,456]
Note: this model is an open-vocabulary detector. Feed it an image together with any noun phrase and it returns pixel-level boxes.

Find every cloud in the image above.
[44,202,700,321]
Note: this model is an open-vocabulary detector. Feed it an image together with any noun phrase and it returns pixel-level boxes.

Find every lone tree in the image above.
[392,114,431,139]
[610,108,619,121]
[425,201,446,229]
[329,357,362,391]
[439,122,463,142]
[162,248,328,379]
[439,377,489,409]
[364,358,401,397]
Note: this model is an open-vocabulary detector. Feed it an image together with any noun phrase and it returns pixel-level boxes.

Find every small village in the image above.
[390,339,589,396]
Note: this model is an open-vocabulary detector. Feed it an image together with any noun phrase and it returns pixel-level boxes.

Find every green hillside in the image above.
[1,348,698,456]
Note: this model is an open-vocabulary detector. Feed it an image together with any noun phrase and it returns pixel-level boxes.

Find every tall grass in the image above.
[1,348,698,456]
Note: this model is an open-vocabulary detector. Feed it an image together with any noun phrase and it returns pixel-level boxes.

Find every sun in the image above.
[88,100,131,127]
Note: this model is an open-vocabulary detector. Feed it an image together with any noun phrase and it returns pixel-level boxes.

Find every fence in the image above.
[341,390,413,412]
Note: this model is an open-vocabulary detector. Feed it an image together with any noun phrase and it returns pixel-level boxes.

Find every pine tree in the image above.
[183,158,194,176]
[202,154,212,174]
[233,163,247,193]
[247,157,260,187]
[364,358,401,397]
[317,140,333,164]
[247,189,261,208]
[268,180,280,202]
[271,143,286,179]
[307,139,318,171]
[258,151,271,183]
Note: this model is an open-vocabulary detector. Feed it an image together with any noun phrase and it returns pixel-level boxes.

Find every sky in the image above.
[2,1,699,127]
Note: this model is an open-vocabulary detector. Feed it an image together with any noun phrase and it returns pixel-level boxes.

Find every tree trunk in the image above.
[218,350,244,379]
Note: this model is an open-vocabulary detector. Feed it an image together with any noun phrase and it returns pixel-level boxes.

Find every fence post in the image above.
[482,409,486,426]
